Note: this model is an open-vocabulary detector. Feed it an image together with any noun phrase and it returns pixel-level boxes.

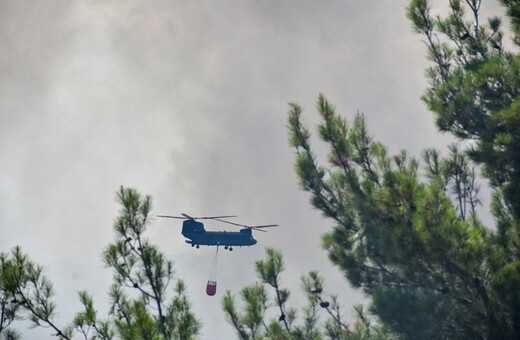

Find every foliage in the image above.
[411,0,520,336]
[0,187,200,339]
[285,1,520,339]
[222,248,394,340]
[407,0,520,219]
[102,187,200,340]
[288,92,502,338]
[0,252,21,340]
[0,246,73,339]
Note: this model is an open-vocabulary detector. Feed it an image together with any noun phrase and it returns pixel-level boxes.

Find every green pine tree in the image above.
[286,1,520,337]
[0,187,201,340]
[222,248,394,340]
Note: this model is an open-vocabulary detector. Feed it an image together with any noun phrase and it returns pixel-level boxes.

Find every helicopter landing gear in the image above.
[196,245,200,249]
[229,247,233,251]
[224,246,228,250]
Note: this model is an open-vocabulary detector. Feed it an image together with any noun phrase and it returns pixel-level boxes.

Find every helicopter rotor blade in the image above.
[251,224,279,229]
[157,214,237,220]
[196,215,237,220]
[212,218,245,227]
[157,215,187,219]
[250,225,279,233]
[213,218,278,232]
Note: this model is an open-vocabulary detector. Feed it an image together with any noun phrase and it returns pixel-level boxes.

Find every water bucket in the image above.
[206,280,217,296]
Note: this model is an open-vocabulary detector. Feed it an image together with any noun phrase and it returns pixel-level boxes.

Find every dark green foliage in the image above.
[222,248,395,340]
[286,1,520,338]
[408,0,520,337]
[407,0,520,221]
[287,94,512,338]
[498,0,520,46]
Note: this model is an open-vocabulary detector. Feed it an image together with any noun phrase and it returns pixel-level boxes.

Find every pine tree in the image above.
[0,187,200,340]
[408,0,520,220]
[287,95,499,339]
[222,248,394,340]
[102,187,201,340]
[0,246,74,339]
[286,1,520,338]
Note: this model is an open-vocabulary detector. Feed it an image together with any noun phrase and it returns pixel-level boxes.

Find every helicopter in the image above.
[157,213,278,251]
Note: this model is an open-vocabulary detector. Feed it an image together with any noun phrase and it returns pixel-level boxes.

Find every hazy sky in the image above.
[0,0,506,338]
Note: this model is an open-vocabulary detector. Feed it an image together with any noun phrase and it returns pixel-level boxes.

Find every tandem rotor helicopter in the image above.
[157,213,278,251]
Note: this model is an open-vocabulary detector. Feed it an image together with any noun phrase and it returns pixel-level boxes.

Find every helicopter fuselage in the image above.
[181,219,257,248]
